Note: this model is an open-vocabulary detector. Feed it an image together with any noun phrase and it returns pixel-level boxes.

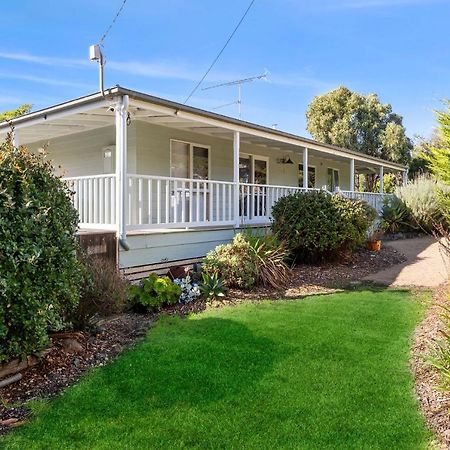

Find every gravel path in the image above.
[363,237,448,287]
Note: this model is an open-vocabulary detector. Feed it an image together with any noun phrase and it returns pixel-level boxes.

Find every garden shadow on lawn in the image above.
[9,316,281,447]
[3,292,432,450]
[92,316,280,411]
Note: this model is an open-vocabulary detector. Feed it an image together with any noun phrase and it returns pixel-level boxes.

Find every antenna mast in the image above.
[89,44,105,96]
[202,70,268,119]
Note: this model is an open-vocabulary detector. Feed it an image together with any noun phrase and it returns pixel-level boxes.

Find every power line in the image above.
[98,0,129,46]
[183,0,256,105]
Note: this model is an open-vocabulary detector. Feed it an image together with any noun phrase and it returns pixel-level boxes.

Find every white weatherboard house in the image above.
[0,86,406,276]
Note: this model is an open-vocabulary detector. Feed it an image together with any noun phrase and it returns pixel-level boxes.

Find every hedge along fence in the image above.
[0,138,82,363]
[271,190,376,263]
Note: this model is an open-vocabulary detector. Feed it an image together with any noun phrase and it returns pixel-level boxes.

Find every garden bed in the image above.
[412,285,450,449]
[0,314,152,434]
[0,242,405,434]
[228,243,406,301]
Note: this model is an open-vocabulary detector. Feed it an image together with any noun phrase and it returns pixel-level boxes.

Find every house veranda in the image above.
[0,87,407,273]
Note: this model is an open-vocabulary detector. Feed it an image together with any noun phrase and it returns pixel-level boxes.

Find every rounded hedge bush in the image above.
[0,140,82,362]
[202,233,258,289]
[271,191,376,263]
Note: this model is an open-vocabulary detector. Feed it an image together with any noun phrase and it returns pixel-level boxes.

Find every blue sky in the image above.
[1,0,449,139]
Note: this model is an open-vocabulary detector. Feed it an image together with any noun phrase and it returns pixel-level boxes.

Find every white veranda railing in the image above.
[64,174,116,229]
[64,174,391,230]
[126,175,236,229]
[340,190,391,214]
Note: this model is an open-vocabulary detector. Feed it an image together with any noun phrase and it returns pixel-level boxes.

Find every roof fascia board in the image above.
[0,89,121,132]
[1,98,111,132]
[130,97,405,171]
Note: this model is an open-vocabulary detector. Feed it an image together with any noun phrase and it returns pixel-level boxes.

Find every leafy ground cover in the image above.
[2,290,431,449]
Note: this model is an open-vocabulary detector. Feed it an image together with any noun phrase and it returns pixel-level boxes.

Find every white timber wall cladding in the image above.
[119,228,237,268]
[25,120,352,190]
[26,124,138,177]
[134,121,351,189]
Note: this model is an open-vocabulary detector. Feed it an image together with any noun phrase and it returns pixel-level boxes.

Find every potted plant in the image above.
[367,228,384,251]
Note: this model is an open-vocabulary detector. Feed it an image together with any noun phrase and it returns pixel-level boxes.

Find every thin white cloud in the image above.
[0,71,91,89]
[0,49,334,93]
[107,60,199,82]
[0,51,88,68]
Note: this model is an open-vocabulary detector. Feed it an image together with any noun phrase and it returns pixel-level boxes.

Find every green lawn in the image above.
[2,290,431,449]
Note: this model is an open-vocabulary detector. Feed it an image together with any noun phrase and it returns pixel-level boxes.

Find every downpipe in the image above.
[117,94,130,251]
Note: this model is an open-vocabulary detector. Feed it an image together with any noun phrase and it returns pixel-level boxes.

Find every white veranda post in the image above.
[233,131,240,227]
[115,95,129,243]
[11,129,19,147]
[349,158,355,192]
[303,147,309,189]
[379,165,384,194]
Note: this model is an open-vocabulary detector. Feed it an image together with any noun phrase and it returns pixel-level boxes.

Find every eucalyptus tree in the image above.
[306,87,412,190]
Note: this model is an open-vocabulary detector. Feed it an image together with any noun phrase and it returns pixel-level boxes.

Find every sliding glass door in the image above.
[239,154,269,220]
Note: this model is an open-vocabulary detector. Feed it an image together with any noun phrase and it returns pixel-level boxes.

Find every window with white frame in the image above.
[239,154,269,184]
[170,140,210,180]
[298,164,316,188]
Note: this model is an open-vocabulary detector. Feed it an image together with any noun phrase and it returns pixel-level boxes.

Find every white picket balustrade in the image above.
[340,190,391,214]
[64,174,116,229]
[126,174,236,230]
[239,183,311,224]
[64,173,391,230]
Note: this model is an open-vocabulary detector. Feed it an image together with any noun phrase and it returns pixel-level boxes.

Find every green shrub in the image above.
[203,234,258,289]
[73,255,130,328]
[244,232,291,288]
[129,273,181,311]
[203,232,291,290]
[380,196,417,234]
[271,191,376,263]
[395,176,448,231]
[199,273,226,301]
[0,140,82,362]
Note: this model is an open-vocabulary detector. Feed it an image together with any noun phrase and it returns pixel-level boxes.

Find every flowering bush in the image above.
[174,276,201,304]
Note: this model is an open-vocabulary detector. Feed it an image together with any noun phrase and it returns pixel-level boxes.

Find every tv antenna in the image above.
[202,70,269,119]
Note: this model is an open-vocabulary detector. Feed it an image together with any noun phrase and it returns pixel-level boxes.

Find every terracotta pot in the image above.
[367,240,381,251]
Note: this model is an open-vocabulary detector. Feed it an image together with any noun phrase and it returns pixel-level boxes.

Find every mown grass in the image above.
[2,290,431,449]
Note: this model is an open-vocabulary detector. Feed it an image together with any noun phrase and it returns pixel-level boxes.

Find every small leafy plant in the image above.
[73,255,130,329]
[244,232,290,289]
[199,273,226,301]
[129,273,181,312]
[380,196,416,234]
[173,275,201,304]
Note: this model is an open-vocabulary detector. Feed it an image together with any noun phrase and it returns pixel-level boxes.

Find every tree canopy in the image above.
[0,104,32,122]
[306,87,412,164]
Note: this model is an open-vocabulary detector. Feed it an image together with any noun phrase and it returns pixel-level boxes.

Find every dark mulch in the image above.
[228,244,406,301]
[412,285,450,449]
[0,242,406,435]
[0,314,153,434]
